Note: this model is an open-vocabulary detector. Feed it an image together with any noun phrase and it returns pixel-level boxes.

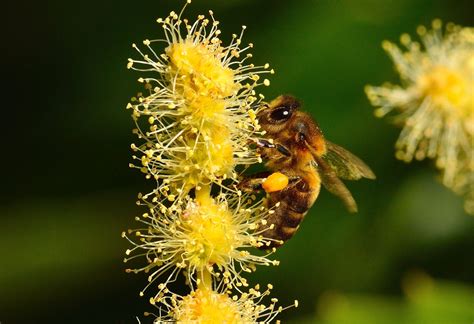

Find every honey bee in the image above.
[240,95,375,248]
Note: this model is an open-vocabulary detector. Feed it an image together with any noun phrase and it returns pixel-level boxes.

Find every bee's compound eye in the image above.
[270,106,292,122]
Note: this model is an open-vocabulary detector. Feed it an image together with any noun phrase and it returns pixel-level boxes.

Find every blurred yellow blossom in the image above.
[366,20,474,214]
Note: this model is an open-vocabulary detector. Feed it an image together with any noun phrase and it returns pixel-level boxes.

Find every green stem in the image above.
[195,184,211,205]
[198,268,213,290]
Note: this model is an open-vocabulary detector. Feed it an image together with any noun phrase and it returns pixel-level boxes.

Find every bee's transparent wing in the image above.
[322,141,376,181]
[314,157,358,213]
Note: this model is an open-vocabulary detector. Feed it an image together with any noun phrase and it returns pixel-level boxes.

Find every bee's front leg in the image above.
[256,139,291,157]
[238,171,272,193]
[256,139,275,149]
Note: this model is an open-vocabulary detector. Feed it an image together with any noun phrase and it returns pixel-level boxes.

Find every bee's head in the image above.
[257,95,300,134]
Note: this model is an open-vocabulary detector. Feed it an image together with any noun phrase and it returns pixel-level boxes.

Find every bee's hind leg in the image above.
[237,171,273,193]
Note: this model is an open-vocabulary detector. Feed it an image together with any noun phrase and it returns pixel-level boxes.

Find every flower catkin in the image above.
[123,2,296,322]
[365,20,474,214]
[127,7,272,199]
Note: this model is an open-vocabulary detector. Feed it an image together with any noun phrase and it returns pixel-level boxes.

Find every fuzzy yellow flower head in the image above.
[127,3,273,200]
[146,284,298,323]
[365,20,474,214]
[123,189,279,296]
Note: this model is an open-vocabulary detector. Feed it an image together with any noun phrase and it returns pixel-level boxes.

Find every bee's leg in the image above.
[255,139,291,157]
[256,139,275,148]
[276,144,291,157]
[237,171,272,192]
[287,176,302,185]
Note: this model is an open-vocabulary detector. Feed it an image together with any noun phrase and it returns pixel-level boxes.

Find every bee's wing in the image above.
[322,141,376,181]
[314,157,358,213]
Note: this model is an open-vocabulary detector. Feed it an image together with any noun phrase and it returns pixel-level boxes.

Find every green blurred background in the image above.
[2,0,474,323]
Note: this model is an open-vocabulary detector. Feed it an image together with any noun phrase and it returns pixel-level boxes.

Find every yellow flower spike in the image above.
[127,2,273,201]
[124,2,297,322]
[366,21,474,214]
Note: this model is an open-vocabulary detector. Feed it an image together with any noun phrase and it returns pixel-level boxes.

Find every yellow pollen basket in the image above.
[262,172,289,193]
